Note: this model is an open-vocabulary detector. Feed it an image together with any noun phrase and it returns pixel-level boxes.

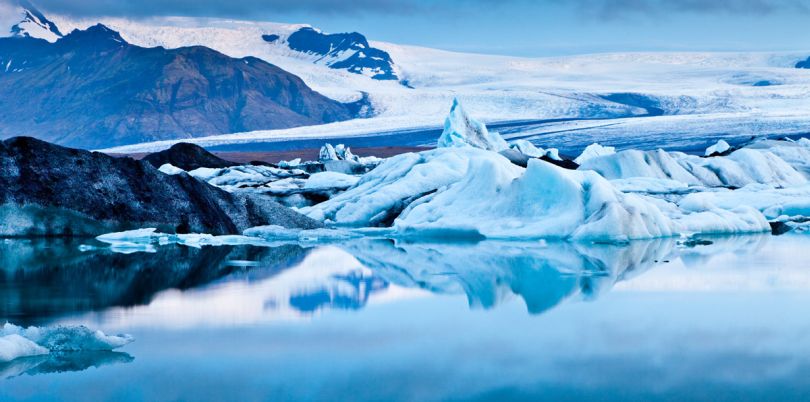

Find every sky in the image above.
[18,0,810,56]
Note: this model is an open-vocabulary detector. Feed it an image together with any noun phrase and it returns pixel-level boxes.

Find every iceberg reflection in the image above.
[342,238,677,314]
[0,351,133,380]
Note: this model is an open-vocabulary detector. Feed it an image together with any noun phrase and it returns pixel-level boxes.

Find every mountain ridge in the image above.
[0,20,364,149]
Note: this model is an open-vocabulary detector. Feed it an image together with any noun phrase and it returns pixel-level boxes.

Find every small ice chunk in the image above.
[278,158,301,168]
[510,140,545,158]
[158,164,185,175]
[575,143,616,165]
[705,140,731,156]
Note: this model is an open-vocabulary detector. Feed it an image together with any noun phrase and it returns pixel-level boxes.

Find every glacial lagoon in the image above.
[2,234,810,401]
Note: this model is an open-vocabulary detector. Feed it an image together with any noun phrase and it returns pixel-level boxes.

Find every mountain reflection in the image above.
[0,235,769,327]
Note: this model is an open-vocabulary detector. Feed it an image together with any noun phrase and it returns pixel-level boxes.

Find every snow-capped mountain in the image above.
[0,19,365,148]
[2,0,60,42]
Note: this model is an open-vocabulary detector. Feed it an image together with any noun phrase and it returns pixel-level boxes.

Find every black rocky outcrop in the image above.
[142,143,237,171]
[0,137,321,236]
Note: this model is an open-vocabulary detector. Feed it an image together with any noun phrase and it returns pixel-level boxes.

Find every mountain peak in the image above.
[7,0,62,42]
[59,24,126,49]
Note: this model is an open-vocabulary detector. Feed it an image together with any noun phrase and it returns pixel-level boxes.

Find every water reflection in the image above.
[0,234,773,327]
[0,351,133,380]
[0,238,310,324]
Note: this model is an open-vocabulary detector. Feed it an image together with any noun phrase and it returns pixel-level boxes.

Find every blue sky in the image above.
[30,0,810,56]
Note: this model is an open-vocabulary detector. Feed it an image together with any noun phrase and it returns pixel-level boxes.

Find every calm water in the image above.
[2,235,810,401]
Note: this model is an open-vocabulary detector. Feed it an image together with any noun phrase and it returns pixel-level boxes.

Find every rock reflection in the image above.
[0,238,310,324]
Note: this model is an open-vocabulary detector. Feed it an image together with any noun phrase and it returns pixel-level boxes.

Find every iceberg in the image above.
[579,148,807,188]
[0,324,133,363]
[437,99,509,152]
[303,146,770,241]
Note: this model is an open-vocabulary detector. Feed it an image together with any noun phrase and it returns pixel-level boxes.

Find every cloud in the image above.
[17,0,423,19]
[561,0,810,20]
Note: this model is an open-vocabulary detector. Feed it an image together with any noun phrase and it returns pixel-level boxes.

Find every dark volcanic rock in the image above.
[142,143,238,170]
[285,27,398,81]
[0,24,360,149]
[0,137,321,236]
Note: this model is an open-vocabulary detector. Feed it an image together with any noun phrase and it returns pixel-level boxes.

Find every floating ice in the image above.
[244,225,362,242]
[705,139,731,156]
[95,229,270,251]
[574,143,616,165]
[437,99,508,152]
[0,324,133,363]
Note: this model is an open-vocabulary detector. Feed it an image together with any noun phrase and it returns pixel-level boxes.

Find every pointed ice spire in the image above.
[437,98,508,152]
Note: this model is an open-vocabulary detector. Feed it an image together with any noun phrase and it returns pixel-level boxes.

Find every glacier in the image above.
[0,323,133,363]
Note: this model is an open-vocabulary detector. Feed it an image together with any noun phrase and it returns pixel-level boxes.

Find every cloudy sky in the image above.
[23,0,810,56]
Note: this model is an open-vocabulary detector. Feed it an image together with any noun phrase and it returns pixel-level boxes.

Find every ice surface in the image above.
[437,99,509,152]
[575,143,616,165]
[705,140,731,156]
[0,324,133,363]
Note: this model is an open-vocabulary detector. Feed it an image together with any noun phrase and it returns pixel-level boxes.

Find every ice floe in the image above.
[0,324,133,363]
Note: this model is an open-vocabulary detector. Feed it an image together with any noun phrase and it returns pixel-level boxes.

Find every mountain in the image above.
[266,27,398,81]
[0,20,363,149]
